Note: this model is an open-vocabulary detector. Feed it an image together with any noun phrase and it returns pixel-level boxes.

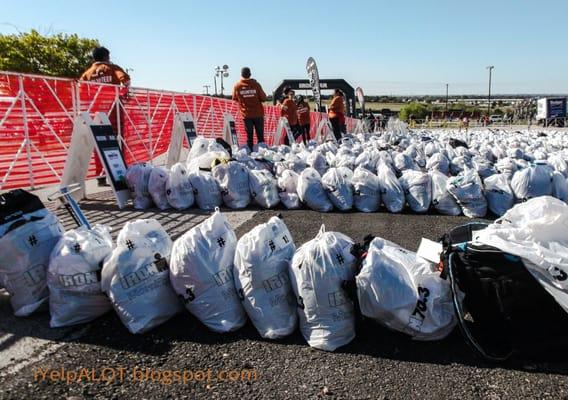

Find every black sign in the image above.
[183,120,197,147]
[90,125,128,191]
[229,121,239,146]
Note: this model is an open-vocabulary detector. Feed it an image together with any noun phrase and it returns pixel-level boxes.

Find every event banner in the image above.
[306,57,321,112]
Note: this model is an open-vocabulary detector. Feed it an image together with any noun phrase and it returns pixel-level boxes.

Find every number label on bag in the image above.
[408,286,430,331]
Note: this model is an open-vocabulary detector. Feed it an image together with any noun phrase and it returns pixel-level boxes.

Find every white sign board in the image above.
[222,113,239,148]
[166,112,197,168]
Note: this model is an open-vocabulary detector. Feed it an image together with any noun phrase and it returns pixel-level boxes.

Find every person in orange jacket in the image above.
[296,95,310,145]
[328,89,346,140]
[80,47,130,186]
[280,87,300,145]
[232,67,267,152]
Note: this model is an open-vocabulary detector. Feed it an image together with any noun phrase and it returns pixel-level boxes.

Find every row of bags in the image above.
[0,190,456,351]
[2,190,566,354]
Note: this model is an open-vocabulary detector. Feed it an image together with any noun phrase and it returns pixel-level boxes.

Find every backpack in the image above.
[441,223,568,361]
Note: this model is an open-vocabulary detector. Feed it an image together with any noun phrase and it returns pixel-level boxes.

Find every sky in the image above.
[1,0,567,96]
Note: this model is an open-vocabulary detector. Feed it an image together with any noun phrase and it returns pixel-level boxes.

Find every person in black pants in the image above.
[232,67,267,152]
[296,95,310,145]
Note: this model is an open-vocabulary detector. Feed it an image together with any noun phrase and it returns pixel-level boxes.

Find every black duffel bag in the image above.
[441,223,568,361]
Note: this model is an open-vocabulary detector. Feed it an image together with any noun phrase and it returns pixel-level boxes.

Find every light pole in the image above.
[215,65,229,96]
[445,83,449,119]
[486,65,494,116]
[203,85,210,95]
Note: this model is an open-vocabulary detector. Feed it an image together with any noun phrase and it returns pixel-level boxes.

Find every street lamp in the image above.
[214,65,229,96]
[445,83,449,119]
[486,65,494,116]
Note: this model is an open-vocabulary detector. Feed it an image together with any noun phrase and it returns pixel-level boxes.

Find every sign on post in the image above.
[222,113,239,148]
[61,112,130,209]
[166,112,197,168]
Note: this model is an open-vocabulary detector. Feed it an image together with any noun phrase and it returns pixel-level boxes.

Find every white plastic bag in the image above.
[234,216,297,339]
[351,167,381,212]
[297,168,333,212]
[148,166,171,210]
[212,161,251,209]
[248,169,280,209]
[306,151,328,176]
[165,163,195,210]
[126,163,153,209]
[399,170,432,213]
[356,237,456,340]
[189,170,222,210]
[377,163,405,213]
[48,225,113,327]
[484,173,515,216]
[277,170,301,209]
[474,197,568,314]
[169,210,246,332]
[446,169,487,218]
[101,219,182,334]
[289,225,356,351]
[552,171,568,203]
[511,163,553,201]
[429,170,461,216]
[321,167,353,211]
[0,193,63,316]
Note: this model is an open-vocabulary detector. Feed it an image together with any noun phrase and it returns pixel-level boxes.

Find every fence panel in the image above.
[0,72,359,190]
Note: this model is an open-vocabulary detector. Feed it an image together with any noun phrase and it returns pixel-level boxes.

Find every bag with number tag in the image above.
[0,190,64,316]
[126,163,153,209]
[233,216,297,339]
[351,167,381,213]
[189,170,222,211]
[169,209,246,332]
[148,166,171,210]
[212,161,251,209]
[101,219,182,334]
[356,237,456,340]
[289,225,356,351]
[277,169,301,209]
[165,163,195,210]
[48,225,113,327]
[248,169,280,209]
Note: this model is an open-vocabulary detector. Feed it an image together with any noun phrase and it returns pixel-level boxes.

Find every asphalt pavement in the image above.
[1,193,567,400]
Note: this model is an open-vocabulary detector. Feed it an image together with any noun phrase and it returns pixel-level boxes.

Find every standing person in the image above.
[80,46,130,186]
[328,89,346,140]
[280,87,300,145]
[232,67,267,152]
[296,95,310,145]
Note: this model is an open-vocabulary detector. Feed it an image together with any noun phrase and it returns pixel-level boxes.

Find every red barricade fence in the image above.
[0,71,358,190]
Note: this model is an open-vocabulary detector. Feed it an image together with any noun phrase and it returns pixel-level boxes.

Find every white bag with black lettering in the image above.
[125,163,153,209]
[321,167,353,211]
[248,169,280,209]
[189,170,222,210]
[429,170,461,216]
[446,168,487,218]
[399,170,432,213]
[277,170,301,209]
[484,173,515,216]
[48,225,113,327]
[165,163,194,210]
[297,168,333,212]
[351,167,381,212]
[234,216,297,339]
[356,237,456,340]
[101,219,182,334]
[377,162,405,213]
[0,190,64,316]
[169,210,246,332]
[148,166,171,210]
[289,225,356,351]
[212,161,251,209]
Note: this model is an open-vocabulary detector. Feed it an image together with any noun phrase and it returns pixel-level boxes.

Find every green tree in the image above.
[0,30,99,78]
[399,102,428,121]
